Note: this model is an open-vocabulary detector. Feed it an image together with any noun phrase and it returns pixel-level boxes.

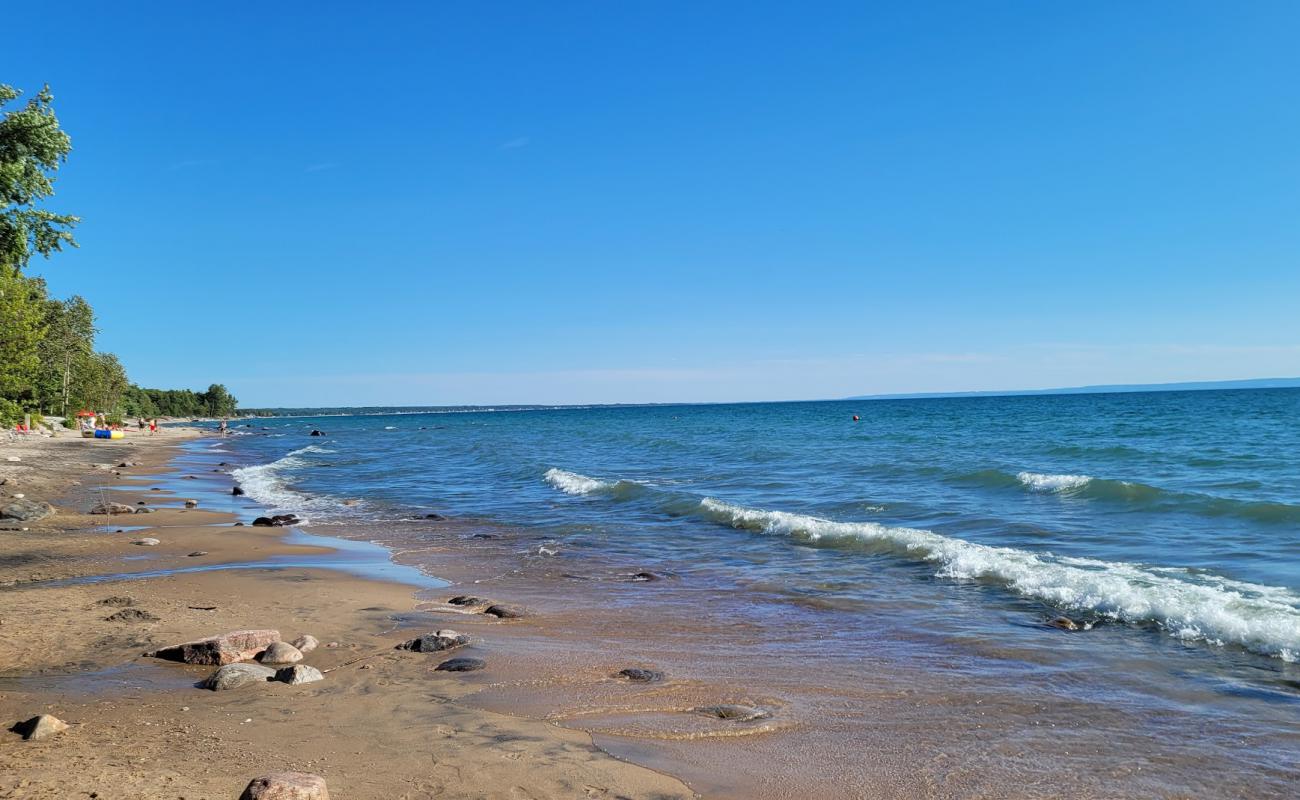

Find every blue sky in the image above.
[7,1,1299,406]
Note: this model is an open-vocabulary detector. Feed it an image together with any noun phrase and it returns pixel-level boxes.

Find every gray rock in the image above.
[290,634,319,654]
[483,604,525,619]
[435,657,486,672]
[187,551,208,557]
[131,537,160,546]
[258,641,304,665]
[617,668,664,683]
[133,507,154,514]
[183,499,199,508]
[1049,616,1080,631]
[396,632,469,653]
[0,499,53,522]
[274,665,324,685]
[13,714,69,740]
[106,608,159,623]
[89,502,135,515]
[447,595,488,606]
[201,662,276,690]
[98,596,135,607]
[239,771,330,800]
[694,704,770,721]
[150,629,281,665]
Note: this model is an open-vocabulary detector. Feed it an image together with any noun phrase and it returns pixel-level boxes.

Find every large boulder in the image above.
[0,499,53,522]
[13,714,69,740]
[240,772,329,800]
[149,629,281,665]
[202,663,276,691]
[89,502,135,515]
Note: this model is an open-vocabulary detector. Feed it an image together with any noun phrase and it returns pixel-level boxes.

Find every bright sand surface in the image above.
[0,429,693,799]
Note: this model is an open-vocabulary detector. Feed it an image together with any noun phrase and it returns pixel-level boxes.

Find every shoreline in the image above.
[0,430,696,798]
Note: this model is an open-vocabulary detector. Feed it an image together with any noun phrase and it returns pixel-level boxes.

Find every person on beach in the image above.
[137,418,145,431]
[149,419,157,435]
[218,419,228,436]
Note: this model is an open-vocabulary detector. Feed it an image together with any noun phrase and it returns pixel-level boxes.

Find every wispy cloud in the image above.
[500,137,530,150]
[305,162,338,172]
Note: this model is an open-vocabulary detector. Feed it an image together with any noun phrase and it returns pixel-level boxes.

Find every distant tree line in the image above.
[0,83,236,427]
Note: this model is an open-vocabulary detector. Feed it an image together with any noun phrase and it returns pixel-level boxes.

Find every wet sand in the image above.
[0,431,693,799]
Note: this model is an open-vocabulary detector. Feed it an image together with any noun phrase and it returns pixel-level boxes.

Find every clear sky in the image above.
[6,1,1299,407]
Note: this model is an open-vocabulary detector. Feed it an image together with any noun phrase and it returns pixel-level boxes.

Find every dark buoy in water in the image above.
[852,415,860,421]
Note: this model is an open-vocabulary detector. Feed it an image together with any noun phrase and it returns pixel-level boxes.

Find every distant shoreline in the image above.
[236,378,1300,417]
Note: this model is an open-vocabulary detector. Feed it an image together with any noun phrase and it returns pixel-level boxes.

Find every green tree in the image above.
[0,84,78,273]
[37,294,95,415]
[0,269,48,404]
[202,383,236,417]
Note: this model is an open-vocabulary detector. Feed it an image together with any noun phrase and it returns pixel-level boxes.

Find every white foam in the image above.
[1017,471,1093,492]
[697,497,1300,661]
[544,468,613,495]
[230,446,353,517]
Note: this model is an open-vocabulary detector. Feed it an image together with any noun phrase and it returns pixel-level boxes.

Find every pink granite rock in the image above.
[239,772,329,800]
[150,630,281,665]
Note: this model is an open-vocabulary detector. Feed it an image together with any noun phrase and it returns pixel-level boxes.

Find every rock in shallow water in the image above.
[259,641,304,665]
[150,629,280,665]
[483,604,525,619]
[617,668,664,683]
[240,771,330,800]
[13,714,69,740]
[396,632,469,653]
[694,704,770,722]
[131,537,160,546]
[447,595,488,606]
[435,657,486,672]
[201,663,276,690]
[275,665,323,685]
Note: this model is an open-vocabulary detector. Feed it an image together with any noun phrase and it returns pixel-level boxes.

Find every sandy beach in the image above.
[0,429,694,799]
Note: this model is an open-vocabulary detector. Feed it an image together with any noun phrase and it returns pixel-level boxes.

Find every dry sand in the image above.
[0,429,695,799]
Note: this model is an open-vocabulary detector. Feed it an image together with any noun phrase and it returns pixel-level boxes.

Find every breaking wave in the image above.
[230,446,355,518]
[544,469,1300,661]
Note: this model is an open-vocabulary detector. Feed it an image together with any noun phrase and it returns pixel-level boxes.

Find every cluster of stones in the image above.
[149,630,324,690]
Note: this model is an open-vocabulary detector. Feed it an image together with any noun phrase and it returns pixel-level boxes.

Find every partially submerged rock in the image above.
[0,499,53,522]
[202,663,276,691]
[275,665,324,685]
[131,537,160,546]
[12,714,69,740]
[483,604,525,619]
[617,668,664,683]
[1049,616,1082,631]
[240,771,330,800]
[447,595,488,607]
[252,514,301,527]
[150,629,281,665]
[258,642,304,665]
[396,631,469,653]
[435,657,486,672]
[694,704,770,722]
[89,501,135,515]
[232,486,245,496]
[183,498,199,508]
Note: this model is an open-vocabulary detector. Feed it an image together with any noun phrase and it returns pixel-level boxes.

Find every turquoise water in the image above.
[222,390,1300,668]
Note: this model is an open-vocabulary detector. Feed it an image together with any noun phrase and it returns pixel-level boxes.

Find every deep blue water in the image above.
[221,389,1300,666]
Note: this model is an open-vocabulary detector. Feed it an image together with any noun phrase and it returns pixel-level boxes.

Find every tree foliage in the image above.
[0,84,79,272]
